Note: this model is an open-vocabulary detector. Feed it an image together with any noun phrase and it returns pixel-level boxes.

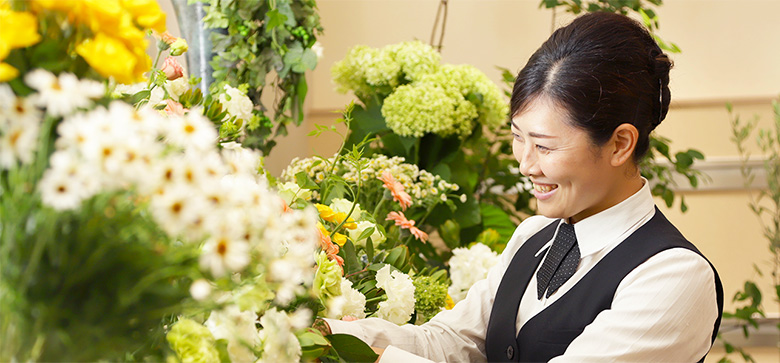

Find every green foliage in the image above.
[0,188,199,361]
[202,0,324,155]
[719,100,780,362]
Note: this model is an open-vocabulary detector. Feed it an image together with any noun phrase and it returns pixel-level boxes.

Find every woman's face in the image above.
[511,99,624,223]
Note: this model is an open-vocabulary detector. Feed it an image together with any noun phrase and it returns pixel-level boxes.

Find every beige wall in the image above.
[160,0,780,318]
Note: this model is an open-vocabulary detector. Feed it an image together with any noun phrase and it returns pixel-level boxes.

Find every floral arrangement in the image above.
[277,108,475,330]
[331,40,521,255]
[0,2,367,362]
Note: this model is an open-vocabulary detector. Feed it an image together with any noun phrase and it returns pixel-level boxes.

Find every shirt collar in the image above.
[535,178,655,258]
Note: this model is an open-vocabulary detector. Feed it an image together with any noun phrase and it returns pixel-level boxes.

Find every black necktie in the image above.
[537,222,580,299]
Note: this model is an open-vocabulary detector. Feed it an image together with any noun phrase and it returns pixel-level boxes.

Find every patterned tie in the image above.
[536,222,580,300]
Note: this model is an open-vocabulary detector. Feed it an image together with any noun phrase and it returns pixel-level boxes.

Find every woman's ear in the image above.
[609,123,638,167]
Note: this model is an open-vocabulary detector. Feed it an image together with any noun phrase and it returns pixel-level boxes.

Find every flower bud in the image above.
[169,38,188,56]
[160,56,184,80]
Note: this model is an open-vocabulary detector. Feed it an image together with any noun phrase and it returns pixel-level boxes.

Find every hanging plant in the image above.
[201,0,324,155]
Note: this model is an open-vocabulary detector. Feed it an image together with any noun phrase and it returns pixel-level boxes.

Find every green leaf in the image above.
[438,220,461,250]
[343,239,361,274]
[300,48,318,71]
[357,227,376,242]
[327,334,379,363]
[129,90,150,105]
[479,203,516,243]
[295,171,320,190]
[454,194,481,228]
[675,151,694,169]
[215,339,232,363]
[265,9,288,32]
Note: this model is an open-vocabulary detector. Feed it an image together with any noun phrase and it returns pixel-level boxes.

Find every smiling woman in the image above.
[323,12,724,363]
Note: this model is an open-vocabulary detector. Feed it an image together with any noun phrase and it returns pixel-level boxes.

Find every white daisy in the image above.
[199,232,251,278]
[0,118,40,168]
[221,143,262,177]
[25,69,103,117]
[164,109,218,151]
[150,184,207,237]
[0,93,42,128]
[39,164,84,210]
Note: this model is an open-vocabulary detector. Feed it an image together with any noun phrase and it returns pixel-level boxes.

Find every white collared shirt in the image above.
[326,180,718,363]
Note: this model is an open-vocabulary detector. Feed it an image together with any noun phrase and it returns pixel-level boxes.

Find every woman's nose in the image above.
[517,146,539,177]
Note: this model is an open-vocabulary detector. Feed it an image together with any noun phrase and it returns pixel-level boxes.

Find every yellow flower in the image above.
[333,212,357,230]
[315,204,338,223]
[120,0,166,33]
[28,0,81,13]
[445,294,455,310]
[76,33,137,84]
[77,0,123,35]
[0,8,41,51]
[332,232,348,246]
[0,62,19,82]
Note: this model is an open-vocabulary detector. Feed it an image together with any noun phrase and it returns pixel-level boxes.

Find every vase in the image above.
[170,0,216,93]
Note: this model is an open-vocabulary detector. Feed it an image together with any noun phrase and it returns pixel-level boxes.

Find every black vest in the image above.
[485,208,724,362]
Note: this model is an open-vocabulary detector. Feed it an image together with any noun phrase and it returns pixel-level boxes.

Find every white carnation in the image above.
[165,77,190,101]
[219,85,254,124]
[448,243,499,303]
[375,265,415,325]
[327,279,367,319]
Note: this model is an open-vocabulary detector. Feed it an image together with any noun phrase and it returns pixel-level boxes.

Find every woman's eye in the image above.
[536,145,551,152]
[512,133,523,142]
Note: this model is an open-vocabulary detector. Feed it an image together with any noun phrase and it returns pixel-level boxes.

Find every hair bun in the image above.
[652,51,673,128]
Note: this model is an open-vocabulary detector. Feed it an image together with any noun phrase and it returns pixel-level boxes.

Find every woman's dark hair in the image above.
[511,12,672,163]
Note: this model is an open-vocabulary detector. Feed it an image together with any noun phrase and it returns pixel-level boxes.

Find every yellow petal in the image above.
[120,0,166,32]
[76,33,137,84]
[0,9,41,49]
[0,62,19,82]
[332,233,347,247]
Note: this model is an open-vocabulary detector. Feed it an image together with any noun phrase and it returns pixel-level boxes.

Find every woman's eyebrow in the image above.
[510,119,555,139]
[528,132,556,139]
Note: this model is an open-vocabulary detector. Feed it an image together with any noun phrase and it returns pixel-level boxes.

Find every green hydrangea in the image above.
[166,318,220,363]
[382,83,461,137]
[386,40,441,82]
[333,41,507,138]
[331,45,401,99]
[332,41,441,101]
[313,252,342,301]
[412,275,448,324]
[418,64,509,131]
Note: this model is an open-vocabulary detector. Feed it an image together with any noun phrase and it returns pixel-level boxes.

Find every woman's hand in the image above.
[371,347,384,363]
[312,318,331,336]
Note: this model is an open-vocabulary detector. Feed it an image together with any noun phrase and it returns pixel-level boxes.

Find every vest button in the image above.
[506,345,514,359]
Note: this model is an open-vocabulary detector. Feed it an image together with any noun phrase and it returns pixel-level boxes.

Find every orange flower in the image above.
[316,223,344,268]
[386,211,428,242]
[379,171,412,211]
[409,226,429,242]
